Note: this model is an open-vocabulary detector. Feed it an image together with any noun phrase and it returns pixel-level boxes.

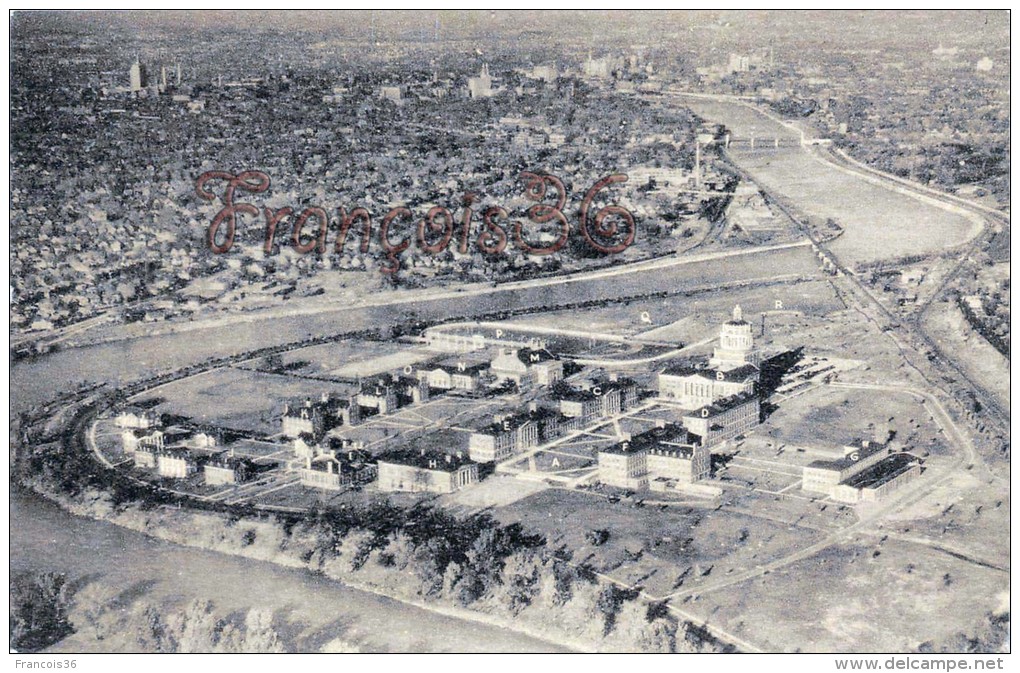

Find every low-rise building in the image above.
[681,392,760,446]
[802,439,898,499]
[598,424,707,490]
[204,452,256,486]
[417,362,488,391]
[156,448,198,479]
[468,412,539,462]
[490,347,563,388]
[376,449,479,494]
[114,409,160,429]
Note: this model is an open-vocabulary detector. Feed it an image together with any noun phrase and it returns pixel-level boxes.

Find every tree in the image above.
[68,581,120,642]
[239,608,284,653]
[496,549,542,615]
[10,572,75,652]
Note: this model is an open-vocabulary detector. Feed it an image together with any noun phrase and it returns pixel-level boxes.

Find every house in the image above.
[204,451,256,486]
[468,412,539,462]
[489,347,563,388]
[681,392,760,446]
[376,449,479,494]
[156,448,198,479]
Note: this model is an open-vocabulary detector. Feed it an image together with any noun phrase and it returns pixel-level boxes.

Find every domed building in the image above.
[657,305,760,411]
[710,305,759,371]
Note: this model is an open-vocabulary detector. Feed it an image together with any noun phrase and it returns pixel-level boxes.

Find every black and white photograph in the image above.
[7,9,1011,663]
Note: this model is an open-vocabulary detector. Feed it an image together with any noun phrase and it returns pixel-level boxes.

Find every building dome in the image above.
[710,305,758,371]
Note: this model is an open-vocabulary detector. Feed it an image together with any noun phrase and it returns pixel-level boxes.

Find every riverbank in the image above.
[17,453,707,654]
[12,488,578,654]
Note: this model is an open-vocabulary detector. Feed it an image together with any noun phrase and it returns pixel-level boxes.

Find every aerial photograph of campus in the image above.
[9,9,1010,658]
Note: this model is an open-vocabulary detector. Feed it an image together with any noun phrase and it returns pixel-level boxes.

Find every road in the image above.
[19,91,1009,655]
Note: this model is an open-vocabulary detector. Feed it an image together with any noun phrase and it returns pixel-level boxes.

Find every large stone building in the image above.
[298,449,377,491]
[156,448,198,479]
[358,374,429,414]
[681,392,761,447]
[598,424,709,490]
[801,439,919,503]
[490,347,563,388]
[658,306,759,409]
[658,363,757,409]
[467,64,495,98]
[469,411,539,462]
[553,377,639,425]
[282,394,359,440]
[709,305,760,371]
[114,409,160,430]
[204,451,256,486]
[376,449,479,494]
[417,362,488,391]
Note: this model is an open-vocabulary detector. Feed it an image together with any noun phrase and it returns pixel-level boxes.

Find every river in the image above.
[11,490,570,653]
[672,94,981,264]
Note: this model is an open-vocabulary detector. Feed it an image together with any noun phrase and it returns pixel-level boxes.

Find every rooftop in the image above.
[661,363,758,381]
[684,391,760,418]
[377,448,475,472]
[807,440,890,472]
[843,453,920,490]
[426,362,489,376]
[601,424,690,456]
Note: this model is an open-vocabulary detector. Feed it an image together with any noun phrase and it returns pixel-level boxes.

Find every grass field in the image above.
[691,535,1008,652]
[757,385,949,458]
[494,487,827,598]
[137,368,359,435]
